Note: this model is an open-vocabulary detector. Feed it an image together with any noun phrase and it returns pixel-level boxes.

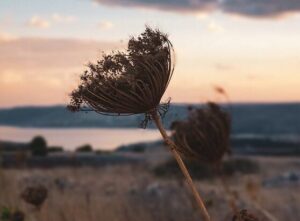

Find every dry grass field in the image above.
[0,156,299,221]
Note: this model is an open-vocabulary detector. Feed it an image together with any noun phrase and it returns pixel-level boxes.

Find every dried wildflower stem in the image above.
[151,111,211,221]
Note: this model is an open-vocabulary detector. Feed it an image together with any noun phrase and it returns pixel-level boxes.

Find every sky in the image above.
[1,0,300,107]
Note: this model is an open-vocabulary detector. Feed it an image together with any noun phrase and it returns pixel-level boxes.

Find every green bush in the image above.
[75,144,93,152]
[29,136,47,156]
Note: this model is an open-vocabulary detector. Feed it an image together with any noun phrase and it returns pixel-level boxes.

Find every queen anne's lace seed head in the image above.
[68,27,174,122]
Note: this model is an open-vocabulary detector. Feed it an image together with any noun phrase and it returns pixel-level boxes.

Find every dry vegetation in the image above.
[1,156,299,221]
[1,27,298,221]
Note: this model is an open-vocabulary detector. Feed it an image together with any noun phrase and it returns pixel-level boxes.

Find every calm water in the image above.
[0,126,163,150]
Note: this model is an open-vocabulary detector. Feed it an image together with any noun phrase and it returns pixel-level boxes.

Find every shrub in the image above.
[47,146,64,153]
[116,143,147,153]
[75,144,93,152]
[29,136,47,157]
[95,149,112,155]
[131,144,147,153]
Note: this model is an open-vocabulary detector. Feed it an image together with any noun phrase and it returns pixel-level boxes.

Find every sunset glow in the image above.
[1,0,300,107]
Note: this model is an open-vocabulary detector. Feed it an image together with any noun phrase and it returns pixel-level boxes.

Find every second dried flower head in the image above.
[171,102,231,166]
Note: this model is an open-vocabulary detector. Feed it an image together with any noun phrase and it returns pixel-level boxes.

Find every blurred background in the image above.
[0,1,299,221]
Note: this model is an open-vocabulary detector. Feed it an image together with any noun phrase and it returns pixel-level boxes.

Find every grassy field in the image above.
[0,156,299,221]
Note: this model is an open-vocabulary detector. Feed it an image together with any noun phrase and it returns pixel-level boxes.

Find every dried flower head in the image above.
[232,209,259,221]
[68,27,174,125]
[21,185,48,209]
[171,102,231,165]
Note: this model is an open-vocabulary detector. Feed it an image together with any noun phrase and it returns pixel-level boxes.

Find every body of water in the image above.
[0,126,163,150]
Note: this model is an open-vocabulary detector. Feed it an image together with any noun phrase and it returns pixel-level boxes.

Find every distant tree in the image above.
[29,136,47,156]
[75,144,93,153]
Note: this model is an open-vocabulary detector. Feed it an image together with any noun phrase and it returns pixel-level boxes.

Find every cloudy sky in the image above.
[1,0,300,107]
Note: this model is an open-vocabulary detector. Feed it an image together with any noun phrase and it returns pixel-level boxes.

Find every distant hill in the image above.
[0,103,300,136]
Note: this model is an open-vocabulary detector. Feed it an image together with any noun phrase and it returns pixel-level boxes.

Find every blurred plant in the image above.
[75,144,93,152]
[171,102,231,167]
[68,26,211,221]
[1,207,25,221]
[245,180,278,221]
[232,209,259,221]
[47,146,64,153]
[21,185,48,210]
[1,207,10,221]
[171,102,239,213]
[29,136,48,157]
[213,85,229,102]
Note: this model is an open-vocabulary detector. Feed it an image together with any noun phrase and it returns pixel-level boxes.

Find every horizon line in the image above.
[1,101,300,110]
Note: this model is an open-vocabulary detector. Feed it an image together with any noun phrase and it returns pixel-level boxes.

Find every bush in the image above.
[75,144,93,152]
[129,144,146,153]
[29,136,47,156]
[47,146,64,153]
[116,143,147,153]
[95,149,112,155]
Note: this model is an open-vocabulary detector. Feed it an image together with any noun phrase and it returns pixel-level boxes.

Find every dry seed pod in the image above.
[21,185,48,209]
[232,209,259,221]
[171,102,231,165]
[68,27,174,124]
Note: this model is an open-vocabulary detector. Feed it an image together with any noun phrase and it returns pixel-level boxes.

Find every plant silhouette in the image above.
[68,26,211,221]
